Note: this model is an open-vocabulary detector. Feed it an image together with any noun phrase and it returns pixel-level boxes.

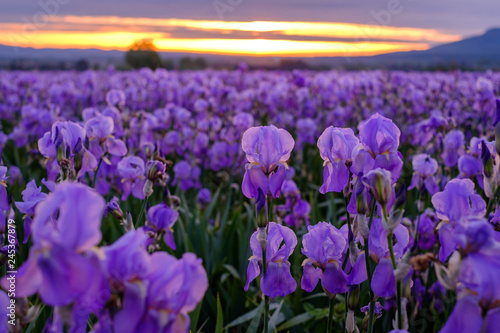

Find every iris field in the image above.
[0,68,499,333]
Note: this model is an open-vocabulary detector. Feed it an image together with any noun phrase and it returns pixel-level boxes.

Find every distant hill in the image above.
[312,28,500,69]
[1,28,500,70]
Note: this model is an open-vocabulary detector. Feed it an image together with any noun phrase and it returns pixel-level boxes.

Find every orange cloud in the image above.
[49,16,460,43]
[0,15,460,57]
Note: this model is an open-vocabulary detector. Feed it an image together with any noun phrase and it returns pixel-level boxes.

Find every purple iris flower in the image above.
[301,222,367,295]
[296,118,317,148]
[454,219,500,301]
[82,107,100,121]
[416,210,438,250]
[317,127,359,193]
[2,182,109,329]
[161,131,181,156]
[85,115,127,159]
[361,302,383,318]
[351,113,403,183]
[458,154,482,183]
[232,112,254,131]
[436,220,500,333]
[276,179,311,228]
[432,179,486,263]
[106,89,126,108]
[102,229,150,290]
[116,252,208,333]
[38,120,98,178]
[208,142,231,171]
[193,132,209,156]
[173,161,201,191]
[146,202,179,249]
[197,188,211,206]
[441,296,500,333]
[117,156,146,200]
[441,130,465,167]
[431,179,486,224]
[7,166,22,185]
[457,137,493,189]
[241,126,295,199]
[15,180,47,215]
[244,222,297,297]
[408,154,439,195]
[284,199,311,228]
[15,179,48,243]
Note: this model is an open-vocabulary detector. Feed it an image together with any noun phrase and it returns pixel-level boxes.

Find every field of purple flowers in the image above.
[0,67,499,333]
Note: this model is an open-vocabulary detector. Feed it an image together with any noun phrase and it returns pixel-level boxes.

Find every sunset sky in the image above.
[1,0,499,57]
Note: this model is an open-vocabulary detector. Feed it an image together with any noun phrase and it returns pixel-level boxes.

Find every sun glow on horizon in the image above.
[0,15,461,57]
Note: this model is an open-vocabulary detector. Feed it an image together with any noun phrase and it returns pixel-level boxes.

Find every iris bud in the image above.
[481,141,494,178]
[362,168,392,207]
[347,285,360,309]
[354,175,368,215]
[146,160,166,183]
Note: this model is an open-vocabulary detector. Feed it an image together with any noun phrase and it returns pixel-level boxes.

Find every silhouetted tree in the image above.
[125,39,163,69]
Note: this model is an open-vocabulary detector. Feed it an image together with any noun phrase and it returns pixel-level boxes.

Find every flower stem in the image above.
[412,191,423,253]
[387,232,402,329]
[136,195,150,228]
[92,157,103,188]
[262,197,270,333]
[342,195,352,271]
[327,296,334,333]
[262,245,269,333]
[486,186,500,217]
[365,199,377,333]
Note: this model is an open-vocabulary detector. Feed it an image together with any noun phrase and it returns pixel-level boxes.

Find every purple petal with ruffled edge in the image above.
[244,258,260,291]
[322,263,348,294]
[347,253,368,285]
[438,224,456,262]
[269,165,287,198]
[440,297,482,333]
[261,261,296,297]
[301,261,320,292]
[106,137,127,156]
[114,281,148,333]
[320,161,349,194]
[242,164,269,199]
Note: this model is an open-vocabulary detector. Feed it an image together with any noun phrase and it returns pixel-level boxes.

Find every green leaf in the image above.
[277,312,313,331]
[302,293,328,301]
[225,301,264,329]
[223,264,241,280]
[25,304,45,333]
[203,185,222,221]
[247,301,264,333]
[268,299,284,332]
[215,293,224,333]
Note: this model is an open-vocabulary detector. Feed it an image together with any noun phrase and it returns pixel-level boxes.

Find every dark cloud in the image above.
[1,0,498,36]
